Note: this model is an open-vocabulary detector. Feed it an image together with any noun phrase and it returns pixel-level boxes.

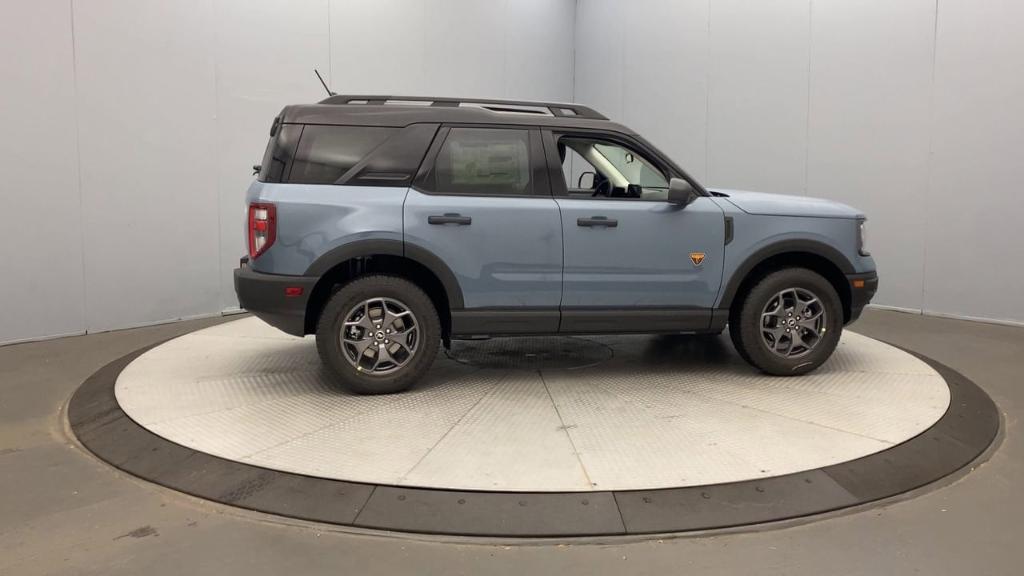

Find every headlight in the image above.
[858,219,870,256]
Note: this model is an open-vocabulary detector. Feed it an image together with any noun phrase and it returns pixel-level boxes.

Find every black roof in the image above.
[280,95,633,133]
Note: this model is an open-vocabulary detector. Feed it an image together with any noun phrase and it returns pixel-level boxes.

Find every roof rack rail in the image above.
[318,95,608,120]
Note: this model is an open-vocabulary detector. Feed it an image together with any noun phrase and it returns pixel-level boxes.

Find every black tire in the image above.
[316,274,440,394]
[729,267,843,376]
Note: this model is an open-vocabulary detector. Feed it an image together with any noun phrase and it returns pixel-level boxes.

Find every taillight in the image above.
[248,202,276,259]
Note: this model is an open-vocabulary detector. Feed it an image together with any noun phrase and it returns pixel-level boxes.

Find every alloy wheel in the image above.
[340,297,420,374]
[759,287,828,358]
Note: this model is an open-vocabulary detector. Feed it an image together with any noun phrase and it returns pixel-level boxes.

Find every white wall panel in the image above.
[420,0,506,98]
[806,0,936,311]
[0,0,85,344]
[575,0,1024,323]
[4,0,576,344]
[923,0,1024,322]
[621,0,709,181]
[503,0,576,101]
[574,0,709,178]
[330,0,573,101]
[213,0,331,311]
[574,0,625,122]
[707,0,811,193]
[328,0,433,94]
[9,0,1023,343]
[74,0,220,331]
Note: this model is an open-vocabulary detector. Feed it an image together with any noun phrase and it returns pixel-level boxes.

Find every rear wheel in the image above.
[729,267,843,375]
[316,275,440,394]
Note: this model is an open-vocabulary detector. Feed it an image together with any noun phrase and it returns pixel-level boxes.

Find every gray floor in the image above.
[1,309,1021,575]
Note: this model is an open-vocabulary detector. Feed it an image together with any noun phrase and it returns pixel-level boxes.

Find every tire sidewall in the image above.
[316,276,440,394]
[736,268,844,376]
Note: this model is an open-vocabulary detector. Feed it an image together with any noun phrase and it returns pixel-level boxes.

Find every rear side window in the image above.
[345,123,438,186]
[288,125,397,184]
[428,128,532,196]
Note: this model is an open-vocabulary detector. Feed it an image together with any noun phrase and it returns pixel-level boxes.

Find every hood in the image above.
[710,189,864,219]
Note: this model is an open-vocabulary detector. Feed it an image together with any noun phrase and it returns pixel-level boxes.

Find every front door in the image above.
[547,131,725,333]
[404,126,562,335]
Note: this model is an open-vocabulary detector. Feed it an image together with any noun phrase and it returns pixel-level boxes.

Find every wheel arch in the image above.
[303,239,463,336]
[720,240,855,323]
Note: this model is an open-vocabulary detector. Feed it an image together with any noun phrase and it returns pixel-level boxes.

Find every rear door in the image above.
[404,126,563,335]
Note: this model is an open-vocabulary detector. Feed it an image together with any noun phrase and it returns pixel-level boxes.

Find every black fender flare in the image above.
[718,239,855,310]
[304,239,464,309]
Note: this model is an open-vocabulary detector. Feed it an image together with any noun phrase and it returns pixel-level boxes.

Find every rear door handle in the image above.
[428,213,472,225]
[577,216,618,228]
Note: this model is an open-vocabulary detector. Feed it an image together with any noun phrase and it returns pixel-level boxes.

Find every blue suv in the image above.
[235,95,878,394]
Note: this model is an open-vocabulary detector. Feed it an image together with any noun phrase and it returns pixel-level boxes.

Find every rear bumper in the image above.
[846,271,879,324]
[234,262,318,337]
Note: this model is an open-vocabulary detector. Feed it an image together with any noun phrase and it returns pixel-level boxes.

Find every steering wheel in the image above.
[591,174,612,197]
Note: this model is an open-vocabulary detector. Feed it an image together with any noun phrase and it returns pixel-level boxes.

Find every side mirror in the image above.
[577,171,596,189]
[667,178,698,206]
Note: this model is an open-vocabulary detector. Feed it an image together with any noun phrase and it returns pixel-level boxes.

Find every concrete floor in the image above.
[1,309,1021,575]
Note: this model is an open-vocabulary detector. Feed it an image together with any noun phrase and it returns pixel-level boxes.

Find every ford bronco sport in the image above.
[235,95,878,394]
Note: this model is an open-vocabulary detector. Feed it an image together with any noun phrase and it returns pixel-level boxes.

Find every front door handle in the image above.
[428,213,472,225]
[577,216,618,228]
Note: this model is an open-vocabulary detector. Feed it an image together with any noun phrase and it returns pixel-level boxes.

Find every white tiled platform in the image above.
[115,317,950,492]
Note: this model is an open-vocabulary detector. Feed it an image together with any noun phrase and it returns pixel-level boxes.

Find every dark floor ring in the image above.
[69,340,999,538]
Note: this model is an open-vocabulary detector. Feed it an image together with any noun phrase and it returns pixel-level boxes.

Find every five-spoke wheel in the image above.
[760,287,827,359]
[341,298,420,374]
[317,275,440,394]
[730,267,843,376]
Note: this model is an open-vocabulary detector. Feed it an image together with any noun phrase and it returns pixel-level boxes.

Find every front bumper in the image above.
[234,261,318,336]
[846,271,879,324]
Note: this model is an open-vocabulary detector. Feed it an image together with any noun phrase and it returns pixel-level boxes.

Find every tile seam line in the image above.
[538,369,597,491]
[349,484,377,526]
[234,367,487,461]
[679,387,899,445]
[585,370,898,446]
[393,368,501,485]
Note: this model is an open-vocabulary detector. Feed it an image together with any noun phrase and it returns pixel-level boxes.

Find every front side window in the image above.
[557,136,669,200]
[430,128,532,196]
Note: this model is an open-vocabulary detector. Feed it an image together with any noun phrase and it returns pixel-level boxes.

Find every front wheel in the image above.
[729,268,843,376]
[316,275,440,394]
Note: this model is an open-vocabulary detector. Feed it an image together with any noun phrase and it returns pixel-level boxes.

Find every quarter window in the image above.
[429,128,532,196]
[288,125,397,184]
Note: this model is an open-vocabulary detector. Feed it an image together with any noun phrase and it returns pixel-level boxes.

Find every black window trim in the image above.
[540,128,706,201]
[410,123,551,199]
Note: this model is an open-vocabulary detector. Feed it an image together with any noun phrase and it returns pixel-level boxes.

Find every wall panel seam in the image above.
[802,0,814,195]
[920,0,941,313]
[704,0,712,182]
[68,0,88,334]
[213,0,226,316]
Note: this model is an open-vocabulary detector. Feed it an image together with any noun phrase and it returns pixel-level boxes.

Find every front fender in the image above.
[716,225,859,310]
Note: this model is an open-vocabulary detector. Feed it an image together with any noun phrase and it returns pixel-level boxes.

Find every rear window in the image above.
[288,125,397,184]
[257,123,301,183]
